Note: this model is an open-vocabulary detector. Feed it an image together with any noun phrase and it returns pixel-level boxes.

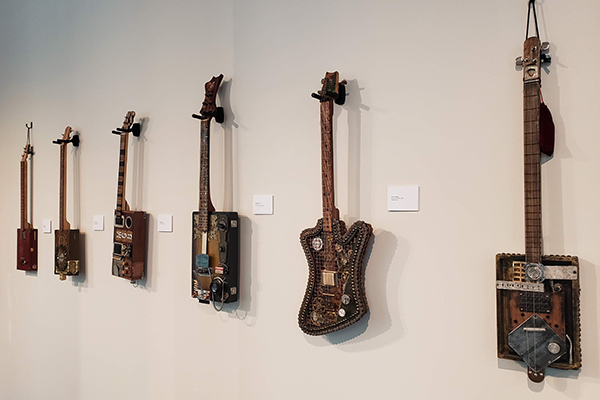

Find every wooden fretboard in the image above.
[320,100,338,232]
[20,159,29,229]
[59,139,70,231]
[115,131,129,215]
[524,80,542,263]
[198,119,215,232]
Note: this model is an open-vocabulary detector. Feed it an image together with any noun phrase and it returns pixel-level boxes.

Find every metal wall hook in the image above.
[52,134,79,147]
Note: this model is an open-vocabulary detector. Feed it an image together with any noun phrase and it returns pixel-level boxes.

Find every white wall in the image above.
[1,0,599,399]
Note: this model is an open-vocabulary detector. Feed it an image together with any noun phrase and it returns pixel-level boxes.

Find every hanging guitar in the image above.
[17,122,38,271]
[298,72,373,335]
[111,111,148,282]
[53,127,80,280]
[496,0,581,382]
[191,74,240,311]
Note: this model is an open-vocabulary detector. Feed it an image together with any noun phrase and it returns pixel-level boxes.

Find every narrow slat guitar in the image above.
[53,127,80,280]
[496,2,581,382]
[17,123,37,271]
[191,74,240,311]
[299,72,373,335]
[111,111,148,282]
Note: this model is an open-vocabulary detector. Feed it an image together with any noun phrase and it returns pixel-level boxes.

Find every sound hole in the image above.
[125,216,133,229]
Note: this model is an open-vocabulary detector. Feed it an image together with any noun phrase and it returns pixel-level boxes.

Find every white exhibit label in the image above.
[93,215,104,231]
[253,195,274,215]
[42,219,52,233]
[158,214,173,232]
[388,186,419,211]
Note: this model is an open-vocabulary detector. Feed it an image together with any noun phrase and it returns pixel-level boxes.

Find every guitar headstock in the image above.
[121,111,136,131]
[197,74,224,122]
[516,38,550,82]
[62,126,72,142]
[312,71,347,105]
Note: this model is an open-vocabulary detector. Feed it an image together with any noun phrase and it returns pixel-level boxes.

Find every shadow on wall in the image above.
[218,78,238,211]
[342,78,371,224]
[216,215,256,325]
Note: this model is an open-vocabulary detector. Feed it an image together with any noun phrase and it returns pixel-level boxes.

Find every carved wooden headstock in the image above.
[522,37,542,83]
[199,74,224,121]
[312,71,346,105]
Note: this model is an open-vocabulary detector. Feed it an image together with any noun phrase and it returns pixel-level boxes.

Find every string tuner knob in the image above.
[515,56,524,67]
[541,42,550,52]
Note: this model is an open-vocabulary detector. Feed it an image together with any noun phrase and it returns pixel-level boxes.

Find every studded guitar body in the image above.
[299,218,372,335]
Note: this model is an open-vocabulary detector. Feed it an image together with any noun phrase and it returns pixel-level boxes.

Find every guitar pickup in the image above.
[322,271,338,287]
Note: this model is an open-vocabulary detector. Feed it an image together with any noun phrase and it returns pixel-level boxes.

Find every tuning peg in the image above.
[311,93,323,101]
[541,42,550,53]
[540,53,551,65]
[515,56,524,67]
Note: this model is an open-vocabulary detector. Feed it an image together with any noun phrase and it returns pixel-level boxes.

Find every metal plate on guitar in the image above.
[508,314,567,372]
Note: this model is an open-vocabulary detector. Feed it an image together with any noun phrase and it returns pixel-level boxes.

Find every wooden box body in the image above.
[112,210,147,281]
[191,211,240,304]
[54,229,80,276]
[17,228,38,271]
[496,253,581,370]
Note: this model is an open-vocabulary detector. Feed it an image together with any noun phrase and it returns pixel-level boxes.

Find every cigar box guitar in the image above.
[17,123,37,271]
[52,127,80,280]
[111,111,147,282]
[191,74,240,311]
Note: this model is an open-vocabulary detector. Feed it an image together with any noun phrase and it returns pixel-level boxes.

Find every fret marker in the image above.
[253,195,274,215]
[388,186,419,212]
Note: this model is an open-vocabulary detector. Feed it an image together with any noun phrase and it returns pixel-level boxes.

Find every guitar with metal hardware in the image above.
[111,111,147,282]
[53,127,80,280]
[191,74,240,311]
[496,1,581,382]
[17,123,37,271]
[298,71,373,335]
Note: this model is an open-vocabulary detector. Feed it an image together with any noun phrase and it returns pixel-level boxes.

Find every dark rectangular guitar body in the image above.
[17,228,38,271]
[299,218,373,336]
[54,229,80,277]
[496,253,581,370]
[191,211,239,304]
[112,210,147,281]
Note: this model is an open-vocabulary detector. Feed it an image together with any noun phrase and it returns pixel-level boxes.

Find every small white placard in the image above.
[253,195,274,215]
[388,186,419,211]
[158,214,173,232]
[93,215,104,231]
[42,219,52,233]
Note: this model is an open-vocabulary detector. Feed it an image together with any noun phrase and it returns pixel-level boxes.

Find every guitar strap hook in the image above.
[526,0,540,39]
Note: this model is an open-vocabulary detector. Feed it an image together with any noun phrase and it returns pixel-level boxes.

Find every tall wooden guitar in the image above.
[17,123,37,271]
[53,127,80,280]
[299,72,373,335]
[496,3,581,382]
[191,74,240,311]
[111,111,147,282]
